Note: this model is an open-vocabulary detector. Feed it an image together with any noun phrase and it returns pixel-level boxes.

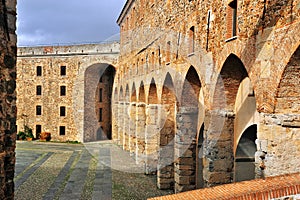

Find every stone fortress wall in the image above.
[17,42,119,142]
[114,0,300,193]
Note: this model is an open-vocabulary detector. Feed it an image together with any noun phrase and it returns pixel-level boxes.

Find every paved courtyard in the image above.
[15,141,172,200]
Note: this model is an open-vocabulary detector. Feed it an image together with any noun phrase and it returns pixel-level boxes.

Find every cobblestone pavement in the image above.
[15,141,172,200]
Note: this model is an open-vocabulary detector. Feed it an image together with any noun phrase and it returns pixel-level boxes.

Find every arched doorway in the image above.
[235,124,257,182]
[84,64,115,142]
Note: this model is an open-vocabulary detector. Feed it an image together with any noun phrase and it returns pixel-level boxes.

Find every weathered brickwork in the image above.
[114,0,300,194]
[0,0,17,199]
[149,173,300,200]
[17,43,119,142]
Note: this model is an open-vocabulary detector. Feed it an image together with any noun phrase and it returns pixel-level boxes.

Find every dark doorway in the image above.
[36,125,42,139]
[196,123,204,188]
[235,124,257,182]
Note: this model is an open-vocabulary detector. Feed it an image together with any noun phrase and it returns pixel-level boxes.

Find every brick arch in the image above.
[125,84,130,101]
[131,82,137,102]
[274,45,300,114]
[162,73,176,104]
[217,39,245,73]
[181,66,201,107]
[119,86,124,101]
[213,54,248,111]
[148,78,158,104]
[138,81,145,102]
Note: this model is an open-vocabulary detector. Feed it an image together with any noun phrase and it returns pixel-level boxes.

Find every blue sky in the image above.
[17,0,126,46]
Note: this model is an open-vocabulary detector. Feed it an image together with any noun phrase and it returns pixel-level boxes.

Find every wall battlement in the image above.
[17,42,120,57]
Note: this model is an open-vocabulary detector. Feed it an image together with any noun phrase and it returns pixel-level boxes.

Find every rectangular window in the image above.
[59,126,66,135]
[99,108,103,122]
[226,0,237,39]
[60,86,66,96]
[189,26,195,54]
[36,125,42,138]
[36,85,42,95]
[37,66,42,76]
[60,106,66,116]
[99,88,103,102]
[36,105,42,115]
[61,66,66,76]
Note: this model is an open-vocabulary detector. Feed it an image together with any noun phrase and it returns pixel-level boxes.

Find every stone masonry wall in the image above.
[17,43,119,142]
[0,0,17,199]
[114,0,300,194]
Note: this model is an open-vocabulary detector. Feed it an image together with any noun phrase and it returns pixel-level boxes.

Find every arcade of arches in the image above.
[113,0,300,193]
[113,48,300,193]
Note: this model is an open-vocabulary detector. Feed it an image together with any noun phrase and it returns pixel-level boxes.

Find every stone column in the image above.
[174,107,198,193]
[129,103,137,156]
[145,104,160,174]
[117,102,125,146]
[135,103,146,165]
[203,109,234,187]
[157,104,175,190]
[112,102,119,142]
[123,102,130,151]
[255,113,300,178]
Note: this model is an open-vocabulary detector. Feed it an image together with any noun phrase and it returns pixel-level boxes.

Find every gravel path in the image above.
[15,141,173,200]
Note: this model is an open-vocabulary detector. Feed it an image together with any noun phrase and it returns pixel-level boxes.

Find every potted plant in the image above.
[40,132,51,141]
[17,125,34,141]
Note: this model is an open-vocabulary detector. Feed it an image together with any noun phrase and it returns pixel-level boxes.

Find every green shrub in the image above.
[17,125,34,140]
[17,131,27,140]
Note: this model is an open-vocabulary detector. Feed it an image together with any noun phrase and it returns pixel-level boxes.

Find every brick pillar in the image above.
[203,110,234,187]
[129,103,136,156]
[112,102,119,142]
[0,0,17,199]
[145,104,160,175]
[135,103,146,165]
[123,102,130,151]
[174,107,198,193]
[157,104,175,190]
[117,102,125,146]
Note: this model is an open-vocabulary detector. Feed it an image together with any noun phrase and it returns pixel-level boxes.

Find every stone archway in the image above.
[129,83,137,156]
[234,124,257,182]
[145,78,160,174]
[204,54,248,187]
[136,81,146,164]
[158,73,176,190]
[275,45,300,114]
[175,66,202,192]
[83,64,115,142]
